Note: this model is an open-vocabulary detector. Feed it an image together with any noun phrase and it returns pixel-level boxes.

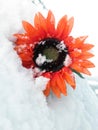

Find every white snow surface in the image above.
[0,0,98,130]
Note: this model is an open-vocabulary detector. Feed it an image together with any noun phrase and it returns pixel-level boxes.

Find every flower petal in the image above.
[64,17,74,36]
[42,72,52,78]
[22,21,36,36]
[62,67,76,89]
[22,21,44,43]
[51,85,61,98]
[14,34,32,45]
[80,44,94,51]
[34,13,47,40]
[19,52,32,61]
[56,74,67,95]
[43,81,51,97]
[50,74,61,98]
[79,60,95,68]
[70,50,82,58]
[71,63,91,75]
[69,36,88,50]
[36,12,47,32]
[22,61,33,68]
[56,15,68,39]
[78,52,94,59]
[46,10,55,37]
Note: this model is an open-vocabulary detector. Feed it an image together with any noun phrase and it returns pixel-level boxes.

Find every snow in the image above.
[0,0,98,130]
[56,41,66,52]
[36,54,47,66]
[36,54,53,66]
[63,54,72,67]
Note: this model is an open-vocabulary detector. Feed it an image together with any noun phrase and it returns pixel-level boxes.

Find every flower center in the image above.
[33,38,68,72]
[43,47,59,61]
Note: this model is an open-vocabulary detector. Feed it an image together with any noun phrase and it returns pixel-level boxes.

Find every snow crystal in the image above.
[56,41,67,52]
[36,54,46,66]
[36,54,53,66]
[63,54,72,67]
[38,41,45,45]
[74,48,82,53]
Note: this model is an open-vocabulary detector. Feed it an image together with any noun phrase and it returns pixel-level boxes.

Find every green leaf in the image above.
[71,68,84,79]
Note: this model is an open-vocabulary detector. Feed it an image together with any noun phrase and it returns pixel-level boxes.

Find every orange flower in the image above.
[14,10,95,98]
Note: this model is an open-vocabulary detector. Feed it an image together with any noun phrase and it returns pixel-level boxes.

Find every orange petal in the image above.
[22,21,36,36]
[50,74,61,98]
[80,60,95,68]
[56,74,67,95]
[37,12,47,32]
[77,36,88,42]
[70,50,82,58]
[62,67,76,89]
[34,13,47,39]
[70,36,88,50]
[56,15,68,39]
[14,34,32,45]
[71,63,91,75]
[81,68,91,75]
[63,36,74,47]
[34,13,40,29]
[34,13,46,31]
[51,85,61,98]
[78,52,94,59]
[42,72,52,78]
[19,53,32,61]
[46,10,55,37]
[80,44,94,51]
[43,81,51,97]
[64,17,74,36]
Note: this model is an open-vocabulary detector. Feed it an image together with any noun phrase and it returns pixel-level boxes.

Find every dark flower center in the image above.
[33,38,68,72]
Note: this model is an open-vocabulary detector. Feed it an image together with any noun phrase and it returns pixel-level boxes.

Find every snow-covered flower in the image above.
[14,10,95,98]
